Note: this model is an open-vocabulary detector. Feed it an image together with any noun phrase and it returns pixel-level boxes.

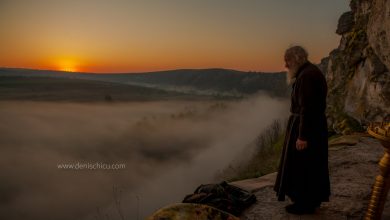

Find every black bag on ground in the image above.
[182,181,256,216]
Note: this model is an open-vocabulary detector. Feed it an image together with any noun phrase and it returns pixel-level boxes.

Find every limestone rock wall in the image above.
[367,0,390,70]
[323,0,390,134]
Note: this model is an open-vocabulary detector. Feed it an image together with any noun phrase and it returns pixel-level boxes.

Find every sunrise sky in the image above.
[0,0,349,73]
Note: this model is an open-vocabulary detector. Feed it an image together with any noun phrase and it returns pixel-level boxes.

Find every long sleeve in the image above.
[297,71,323,141]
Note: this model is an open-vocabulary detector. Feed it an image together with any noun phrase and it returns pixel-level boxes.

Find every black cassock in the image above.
[274,62,330,203]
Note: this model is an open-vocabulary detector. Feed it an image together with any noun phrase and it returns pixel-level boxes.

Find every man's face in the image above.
[284,56,294,70]
[284,55,299,85]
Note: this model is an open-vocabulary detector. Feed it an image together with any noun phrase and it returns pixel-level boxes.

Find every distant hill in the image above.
[0,76,213,102]
[0,68,288,101]
[92,69,288,97]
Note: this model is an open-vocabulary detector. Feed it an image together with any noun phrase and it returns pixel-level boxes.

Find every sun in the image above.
[57,59,79,72]
[60,66,77,72]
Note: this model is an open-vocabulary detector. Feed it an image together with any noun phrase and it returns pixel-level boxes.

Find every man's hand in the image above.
[296,138,307,151]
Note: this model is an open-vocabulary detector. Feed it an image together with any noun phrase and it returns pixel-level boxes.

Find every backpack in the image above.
[182,181,256,216]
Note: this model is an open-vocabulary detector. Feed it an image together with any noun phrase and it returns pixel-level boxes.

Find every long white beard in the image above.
[286,67,298,85]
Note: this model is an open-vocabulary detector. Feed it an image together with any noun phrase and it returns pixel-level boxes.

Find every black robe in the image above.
[274,62,330,203]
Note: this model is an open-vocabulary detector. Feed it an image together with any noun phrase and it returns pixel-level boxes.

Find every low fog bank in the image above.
[0,94,288,220]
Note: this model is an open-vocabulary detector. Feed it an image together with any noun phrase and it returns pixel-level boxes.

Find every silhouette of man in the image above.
[274,46,330,215]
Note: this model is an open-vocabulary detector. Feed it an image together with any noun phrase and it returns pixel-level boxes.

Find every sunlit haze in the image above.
[0,0,349,73]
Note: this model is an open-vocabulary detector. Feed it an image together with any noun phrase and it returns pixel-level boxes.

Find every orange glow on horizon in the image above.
[2,60,286,74]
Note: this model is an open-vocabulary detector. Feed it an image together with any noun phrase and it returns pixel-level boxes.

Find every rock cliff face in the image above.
[323,0,390,134]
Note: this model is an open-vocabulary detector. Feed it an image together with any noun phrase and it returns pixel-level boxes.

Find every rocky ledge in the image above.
[232,135,390,219]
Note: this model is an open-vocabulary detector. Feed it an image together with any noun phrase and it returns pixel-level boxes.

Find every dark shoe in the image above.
[285,203,316,215]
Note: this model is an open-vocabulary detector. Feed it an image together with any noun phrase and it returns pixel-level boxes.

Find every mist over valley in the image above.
[0,93,288,219]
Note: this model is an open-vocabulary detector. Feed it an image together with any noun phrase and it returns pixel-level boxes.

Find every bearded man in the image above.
[274,46,330,215]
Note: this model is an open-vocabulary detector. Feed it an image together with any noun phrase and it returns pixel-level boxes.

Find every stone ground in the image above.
[231,135,390,220]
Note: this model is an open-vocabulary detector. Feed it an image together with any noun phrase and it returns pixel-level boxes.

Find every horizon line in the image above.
[0,66,287,75]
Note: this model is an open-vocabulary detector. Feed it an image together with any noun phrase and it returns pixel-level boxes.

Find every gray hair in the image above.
[284,46,308,66]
